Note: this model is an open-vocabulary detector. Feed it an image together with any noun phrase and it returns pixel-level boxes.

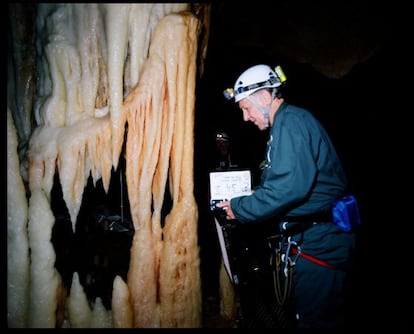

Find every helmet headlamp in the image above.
[215,131,229,141]
[223,88,234,100]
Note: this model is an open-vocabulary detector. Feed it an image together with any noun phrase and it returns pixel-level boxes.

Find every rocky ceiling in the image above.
[208,1,393,78]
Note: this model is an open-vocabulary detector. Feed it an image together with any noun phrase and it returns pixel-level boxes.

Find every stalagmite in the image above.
[67,272,93,328]
[7,109,30,328]
[219,260,237,320]
[90,298,112,328]
[27,188,60,327]
[112,275,133,328]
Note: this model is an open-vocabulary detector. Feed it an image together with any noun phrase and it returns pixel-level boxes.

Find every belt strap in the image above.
[290,246,336,269]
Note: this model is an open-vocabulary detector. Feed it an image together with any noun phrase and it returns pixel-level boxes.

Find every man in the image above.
[213,131,238,171]
[217,64,357,328]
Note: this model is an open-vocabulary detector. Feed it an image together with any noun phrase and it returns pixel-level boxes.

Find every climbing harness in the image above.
[268,220,340,307]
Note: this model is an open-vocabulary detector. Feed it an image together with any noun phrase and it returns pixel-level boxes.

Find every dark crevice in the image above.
[51,154,134,310]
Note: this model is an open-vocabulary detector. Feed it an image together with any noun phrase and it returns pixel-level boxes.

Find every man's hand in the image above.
[216,200,235,220]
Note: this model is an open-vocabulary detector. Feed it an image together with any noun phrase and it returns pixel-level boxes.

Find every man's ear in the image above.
[256,89,271,105]
[263,90,273,104]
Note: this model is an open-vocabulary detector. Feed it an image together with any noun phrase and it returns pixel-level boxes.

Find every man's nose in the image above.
[242,110,249,122]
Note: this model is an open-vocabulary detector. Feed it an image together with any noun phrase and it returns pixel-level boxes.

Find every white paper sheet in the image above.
[209,170,252,283]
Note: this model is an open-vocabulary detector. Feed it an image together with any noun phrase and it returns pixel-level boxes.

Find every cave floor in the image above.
[202,296,238,328]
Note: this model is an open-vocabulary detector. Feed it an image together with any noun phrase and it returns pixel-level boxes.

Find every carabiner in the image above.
[283,237,301,276]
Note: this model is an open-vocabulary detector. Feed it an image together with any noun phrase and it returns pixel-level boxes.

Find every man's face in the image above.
[238,96,267,130]
[216,139,229,155]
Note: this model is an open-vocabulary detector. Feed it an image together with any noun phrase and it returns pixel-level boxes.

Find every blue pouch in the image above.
[331,195,361,232]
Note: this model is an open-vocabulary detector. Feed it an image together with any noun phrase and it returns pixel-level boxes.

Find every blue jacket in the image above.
[231,102,347,223]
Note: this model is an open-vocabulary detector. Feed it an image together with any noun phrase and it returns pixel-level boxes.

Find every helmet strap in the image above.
[246,89,277,129]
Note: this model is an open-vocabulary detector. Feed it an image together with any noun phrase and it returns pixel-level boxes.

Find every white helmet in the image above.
[233,64,283,102]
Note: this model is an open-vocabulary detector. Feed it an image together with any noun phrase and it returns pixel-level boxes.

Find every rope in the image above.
[271,247,293,306]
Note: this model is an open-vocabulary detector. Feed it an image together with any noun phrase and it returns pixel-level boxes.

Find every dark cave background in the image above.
[6,2,411,330]
[194,1,409,330]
